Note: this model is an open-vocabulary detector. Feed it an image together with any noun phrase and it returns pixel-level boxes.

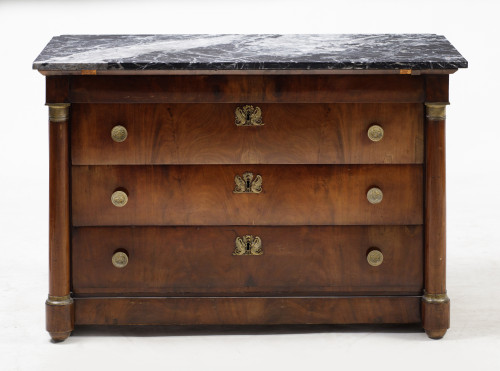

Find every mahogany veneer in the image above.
[72,226,423,295]
[71,103,423,165]
[36,34,466,341]
[71,164,423,226]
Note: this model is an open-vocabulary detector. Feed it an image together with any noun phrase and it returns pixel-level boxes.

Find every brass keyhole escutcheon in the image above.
[111,125,128,142]
[367,124,384,142]
[112,251,129,268]
[367,249,383,267]
[367,187,383,204]
[233,235,263,256]
[235,105,264,126]
[233,172,262,194]
[111,190,128,207]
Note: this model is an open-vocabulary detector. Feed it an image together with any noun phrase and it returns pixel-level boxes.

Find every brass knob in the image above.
[112,251,129,268]
[367,187,383,204]
[367,124,384,142]
[111,125,128,142]
[367,249,383,266]
[111,190,128,207]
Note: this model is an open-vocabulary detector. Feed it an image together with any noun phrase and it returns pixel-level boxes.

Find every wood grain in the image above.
[68,75,425,103]
[71,103,424,165]
[422,300,450,338]
[46,76,69,104]
[47,107,74,341]
[425,75,449,103]
[423,99,449,337]
[71,164,423,226]
[72,225,423,295]
[46,303,74,342]
[425,117,446,294]
[49,116,71,297]
[74,296,422,325]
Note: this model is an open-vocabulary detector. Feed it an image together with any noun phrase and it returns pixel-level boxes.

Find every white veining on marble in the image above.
[33,34,468,71]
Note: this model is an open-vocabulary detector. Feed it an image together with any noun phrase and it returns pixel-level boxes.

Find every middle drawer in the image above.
[72,164,423,226]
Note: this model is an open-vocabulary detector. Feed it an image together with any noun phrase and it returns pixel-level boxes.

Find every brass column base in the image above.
[422,293,450,340]
[46,295,74,342]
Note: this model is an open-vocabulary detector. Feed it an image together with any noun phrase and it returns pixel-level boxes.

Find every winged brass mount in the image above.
[235,105,264,126]
[233,235,263,256]
[233,172,262,194]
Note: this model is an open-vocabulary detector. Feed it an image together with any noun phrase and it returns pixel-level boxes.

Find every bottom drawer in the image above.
[72,226,423,296]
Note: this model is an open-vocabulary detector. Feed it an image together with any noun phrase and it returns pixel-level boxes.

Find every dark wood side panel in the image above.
[71,103,424,165]
[425,75,449,103]
[74,297,422,325]
[68,75,425,103]
[46,76,70,104]
[72,226,423,295]
[71,165,423,226]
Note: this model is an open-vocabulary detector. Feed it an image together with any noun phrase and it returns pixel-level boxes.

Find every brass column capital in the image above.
[425,102,449,121]
[47,103,70,122]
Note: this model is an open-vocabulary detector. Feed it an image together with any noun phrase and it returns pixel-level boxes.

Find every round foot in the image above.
[425,329,447,340]
[49,331,71,342]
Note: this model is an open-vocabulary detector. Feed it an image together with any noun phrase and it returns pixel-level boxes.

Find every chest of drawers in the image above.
[33,34,467,341]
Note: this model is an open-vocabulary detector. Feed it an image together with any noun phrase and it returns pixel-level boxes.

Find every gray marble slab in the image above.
[33,34,467,71]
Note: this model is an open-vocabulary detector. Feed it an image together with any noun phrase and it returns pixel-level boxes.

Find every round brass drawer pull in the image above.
[111,125,128,142]
[111,190,128,207]
[367,124,384,142]
[112,251,129,268]
[367,187,383,204]
[367,249,383,267]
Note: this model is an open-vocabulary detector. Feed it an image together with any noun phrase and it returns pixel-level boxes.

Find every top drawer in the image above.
[71,103,423,165]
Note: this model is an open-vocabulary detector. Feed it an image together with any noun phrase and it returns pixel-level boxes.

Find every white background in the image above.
[1,0,499,370]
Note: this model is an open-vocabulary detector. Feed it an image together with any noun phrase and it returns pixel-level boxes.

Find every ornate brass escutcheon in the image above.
[233,235,263,256]
[233,172,262,193]
[235,105,265,126]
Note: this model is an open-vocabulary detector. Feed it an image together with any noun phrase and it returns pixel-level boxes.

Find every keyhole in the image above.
[246,112,251,121]
[246,180,251,189]
[246,242,251,252]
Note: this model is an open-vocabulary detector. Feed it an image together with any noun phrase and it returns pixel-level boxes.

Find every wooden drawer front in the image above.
[72,226,423,295]
[71,103,423,165]
[71,165,423,226]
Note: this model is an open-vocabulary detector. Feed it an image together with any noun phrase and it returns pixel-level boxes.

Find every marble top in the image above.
[33,34,467,71]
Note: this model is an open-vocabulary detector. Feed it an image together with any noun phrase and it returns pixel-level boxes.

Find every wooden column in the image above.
[423,101,450,339]
[46,103,74,342]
